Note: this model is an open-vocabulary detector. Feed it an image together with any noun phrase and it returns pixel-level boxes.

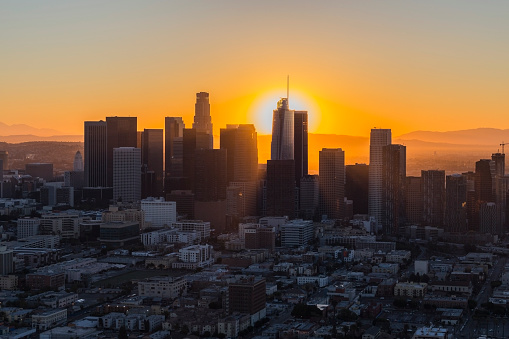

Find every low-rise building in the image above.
[32,309,67,331]
[412,326,448,339]
[138,276,187,299]
[297,275,329,288]
[394,282,427,298]
[0,275,18,290]
[372,263,399,275]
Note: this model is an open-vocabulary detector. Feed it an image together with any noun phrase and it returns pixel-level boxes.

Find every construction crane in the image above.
[501,142,507,154]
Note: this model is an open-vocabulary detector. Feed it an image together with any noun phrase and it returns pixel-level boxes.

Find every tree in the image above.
[118,326,128,339]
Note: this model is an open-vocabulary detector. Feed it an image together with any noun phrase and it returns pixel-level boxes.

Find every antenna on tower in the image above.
[287,75,289,103]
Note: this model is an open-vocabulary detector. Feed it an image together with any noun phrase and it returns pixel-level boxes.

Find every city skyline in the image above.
[2,1,509,138]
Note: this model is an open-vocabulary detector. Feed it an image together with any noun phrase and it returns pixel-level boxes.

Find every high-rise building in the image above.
[141,129,164,197]
[281,219,314,247]
[106,117,137,187]
[113,147,141,203]
[369,129,392,224]
[84,120,107,187]
[194,149,227,202]
[164,117,185,179]
[26,163,53,181]
[0,246,13,276]
[228,276,266,325]
[294,111,308,187]
[476,159,494,203]
[405,176,423,225]
[183,128,213,192]
[141,197,177,228]
[266,160,295,218]
[319,148,345,220]
[299,175,319,220]
[193,92,213,149]
[382,144,406,235]
[445,174,467,233]
[17,218,40,240]
[422,170,446,227]
[345,164,369,215]
[271,98,294,161]
[73,151,83,172]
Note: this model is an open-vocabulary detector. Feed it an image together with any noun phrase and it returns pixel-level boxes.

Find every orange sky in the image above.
[1,1,509,139]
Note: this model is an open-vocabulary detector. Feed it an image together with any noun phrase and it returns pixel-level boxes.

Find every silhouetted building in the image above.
[446,174,467,233]
[26,163,53,181]
[141,129,163,197]
[106,116,137,187]
[480,202,497,234]
[346,163,369,215]
[193,92,213,149]
[183,128,213,192]
[271,98,294,160]
[369,129,392,224]
[245,227,275,252]
[113,147,141,203]
[164,117,185,183]
[476,159,494,203]
[266,160,295,218]
[405,176,423,225]
[422,170,445,227]
[194,149,227,202]
[0,151,8,171]
[299,175,319,220]
[382,144,406,235]
[319,148,345,220]
[84,120,107,187]
[73,151,83,172]
[167,190,195,219]
[294,111,308,187]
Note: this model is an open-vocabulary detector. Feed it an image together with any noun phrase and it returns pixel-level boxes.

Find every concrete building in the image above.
[138,276,187,298]
[98,222,140,248]
[368,129,391,226]
[113,147,141,203]
[173,220,210,240]
[394,282,427,297]
[319,148,345,220]
[17,217,40,240]
[0,246,13,275]
[228,276,266,326]
[281,219,313,247]
[141,197,176,228]
[32,309,67,331]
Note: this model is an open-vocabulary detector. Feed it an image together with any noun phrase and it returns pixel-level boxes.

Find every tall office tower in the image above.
[106,117,137,187]
[194,149,227,202]
[445,174,467,233]
[492,153,505,178]
[271,98,294,160]
[480,202,498,234]
[266,160,295,218]
[382,144,406,235]
[73,151,83,172]
[228,276,266,325]
[84,121,107,187]
[141,129,164,197]
[164,117,185,178]
[193,92,213,149]
[113,147,141,203]
[136,131,143,148]
[405,176,423,225]
[476,159,494,203]
[0,151,8,171]
[345,164,369,215]
[220,124,258,183]
[183,128,213,192]
[319,148,345,220]
[422,170,446,227]
[369,129,392,224]
[463,171,478,231]
[294,111,308,187]
[299,175,319,220]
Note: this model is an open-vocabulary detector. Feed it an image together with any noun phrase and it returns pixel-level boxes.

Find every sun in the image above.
[248,89,321,135]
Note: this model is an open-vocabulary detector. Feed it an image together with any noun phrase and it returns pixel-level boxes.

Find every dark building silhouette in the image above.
[266,160,295,218]
[319,148,345,220]
[220,124,258,183]
[194,149,227,202]
[26,163,53,181]
[271,98,294,161]
[299,174,319,220]
[405,176,423,225]
[167,190,195,219]
[106,117,137,187]
[245,227,275,252]
[446,174,467,233]
[476,159,494,203]
[422,170,445,227]
[164,117,185,187]
[141,129,163,197]
[463,171,478,232]
[382,144,406,235]
[0,151,8,171]
[294,111,308,188]
[183,128,213,192]
[193,92,213,149]
[345,163,369,215]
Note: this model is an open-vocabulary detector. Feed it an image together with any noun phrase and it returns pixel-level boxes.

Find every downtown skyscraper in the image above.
[369,128,392,225]
[271,98,294,161]
[193,92,213,149]
[319,148,345,220]
[84,120,107,187]
[106,117,137,187]
[294,110,308,187]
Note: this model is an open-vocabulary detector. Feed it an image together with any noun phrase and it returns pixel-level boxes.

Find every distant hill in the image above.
[397,128,509,147]
[0,122,62,137]
[0,135,83,143]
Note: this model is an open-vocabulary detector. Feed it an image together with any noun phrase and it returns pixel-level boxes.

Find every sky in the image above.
[1,1,509,137]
